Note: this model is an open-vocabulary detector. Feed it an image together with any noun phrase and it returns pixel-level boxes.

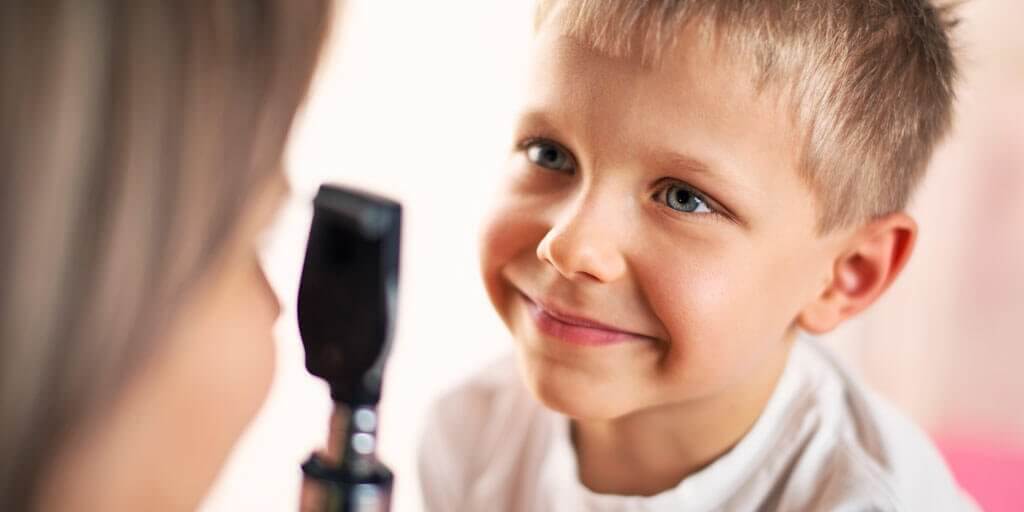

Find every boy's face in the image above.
[481,26,847,421]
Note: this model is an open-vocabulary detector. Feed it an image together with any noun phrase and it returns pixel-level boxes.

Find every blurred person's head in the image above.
[481,0,958,425]
[0,1,331,509]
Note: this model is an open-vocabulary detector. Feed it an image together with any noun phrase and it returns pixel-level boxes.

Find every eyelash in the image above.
[651,180,728,220]
[516,135,732,221]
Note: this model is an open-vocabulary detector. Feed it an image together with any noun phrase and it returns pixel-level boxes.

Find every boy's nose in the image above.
[536,200,627,284]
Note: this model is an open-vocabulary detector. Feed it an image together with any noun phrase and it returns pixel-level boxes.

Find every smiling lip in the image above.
[520,293,648,347]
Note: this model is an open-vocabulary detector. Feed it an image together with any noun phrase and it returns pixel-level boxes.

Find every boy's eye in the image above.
[659,183,713,214]
[525,140,575,172]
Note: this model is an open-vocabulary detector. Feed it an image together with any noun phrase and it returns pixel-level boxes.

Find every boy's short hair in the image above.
[535,0,959,231]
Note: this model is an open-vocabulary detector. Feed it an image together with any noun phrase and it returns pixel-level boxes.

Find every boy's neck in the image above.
[569,342,793,497]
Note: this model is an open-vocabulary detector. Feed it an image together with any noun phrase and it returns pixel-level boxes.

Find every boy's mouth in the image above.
[518,292,651,347]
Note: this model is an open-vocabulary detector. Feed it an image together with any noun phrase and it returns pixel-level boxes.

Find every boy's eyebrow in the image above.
[518,109,725,180]
[516,109,565,136]
[518,108,759,200]
[649,147,743,192]
[654,149,714,176]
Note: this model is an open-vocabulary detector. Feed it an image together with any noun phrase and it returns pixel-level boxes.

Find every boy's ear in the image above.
[798,213,917,334]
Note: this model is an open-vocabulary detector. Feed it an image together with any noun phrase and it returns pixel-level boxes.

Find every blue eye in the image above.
[525,140,575,172]
[662,183,712,214]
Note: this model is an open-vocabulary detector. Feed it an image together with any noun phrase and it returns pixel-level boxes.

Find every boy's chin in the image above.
[513,351,647,422]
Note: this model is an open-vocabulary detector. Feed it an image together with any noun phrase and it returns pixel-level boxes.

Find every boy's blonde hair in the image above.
[536,0,959,231]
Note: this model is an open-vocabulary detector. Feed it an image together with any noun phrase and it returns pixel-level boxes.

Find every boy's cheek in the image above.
[479,191,555,267]
[479,203,541,315]
[479,209,519,282]
[641,257,786,383]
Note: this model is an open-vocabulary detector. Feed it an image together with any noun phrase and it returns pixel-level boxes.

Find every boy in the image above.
[420,1,977,510]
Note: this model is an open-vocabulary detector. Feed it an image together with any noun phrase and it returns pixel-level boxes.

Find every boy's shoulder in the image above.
[778,339,979,511]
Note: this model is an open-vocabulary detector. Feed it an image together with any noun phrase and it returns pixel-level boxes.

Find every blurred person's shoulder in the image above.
[773,338,981,511]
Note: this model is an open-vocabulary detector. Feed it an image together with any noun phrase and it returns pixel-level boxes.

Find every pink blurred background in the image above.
[202,1,1024,510]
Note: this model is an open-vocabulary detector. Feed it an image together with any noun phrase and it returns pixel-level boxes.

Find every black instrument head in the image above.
[296,185,401,406]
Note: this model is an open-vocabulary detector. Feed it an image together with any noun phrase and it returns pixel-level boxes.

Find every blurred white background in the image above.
[201,1,1024,510]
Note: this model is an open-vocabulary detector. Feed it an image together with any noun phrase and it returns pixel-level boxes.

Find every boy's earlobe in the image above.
[798,213,918,334]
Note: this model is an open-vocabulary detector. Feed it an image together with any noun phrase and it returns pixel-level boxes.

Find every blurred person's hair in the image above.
[535,0,960,231]
[0,1,332,509]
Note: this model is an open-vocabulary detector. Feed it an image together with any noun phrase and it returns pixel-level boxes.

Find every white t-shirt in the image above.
[418,338,979,511]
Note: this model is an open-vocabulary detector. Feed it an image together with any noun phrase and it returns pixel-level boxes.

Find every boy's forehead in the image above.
[527,26,793,148]
[531,22,771,104]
